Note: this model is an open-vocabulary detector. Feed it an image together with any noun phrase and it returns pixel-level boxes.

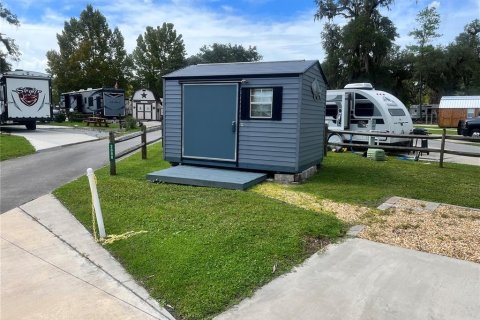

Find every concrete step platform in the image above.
[147,165,267,190]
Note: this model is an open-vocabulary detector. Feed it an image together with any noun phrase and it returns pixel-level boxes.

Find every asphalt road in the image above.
[418,138,480,166]
[0,130,162,213]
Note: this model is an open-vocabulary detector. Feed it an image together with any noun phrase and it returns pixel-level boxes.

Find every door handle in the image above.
[232,121,236,133]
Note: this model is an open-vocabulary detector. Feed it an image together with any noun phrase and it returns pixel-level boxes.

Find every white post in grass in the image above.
[87,168,106,238]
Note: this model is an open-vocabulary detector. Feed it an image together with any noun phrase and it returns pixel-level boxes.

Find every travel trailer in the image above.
[326,83,413,146]
[0,70,52,130]
[61,88,125,118]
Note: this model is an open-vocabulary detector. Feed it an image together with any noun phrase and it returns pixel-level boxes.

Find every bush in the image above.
[54,113,66,123]
[123,115,137,130]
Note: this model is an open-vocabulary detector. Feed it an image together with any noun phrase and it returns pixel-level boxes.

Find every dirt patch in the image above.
[360,198,480,264]
[303,236,330,255]
[253,183,480,264]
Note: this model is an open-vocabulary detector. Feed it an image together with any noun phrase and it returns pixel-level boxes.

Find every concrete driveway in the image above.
[216,238,480,320]
[1,195,174,320]
[1,125,103,151]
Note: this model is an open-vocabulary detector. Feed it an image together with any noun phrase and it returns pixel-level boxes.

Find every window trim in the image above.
[240,86,282,121]
[249,88,273,119]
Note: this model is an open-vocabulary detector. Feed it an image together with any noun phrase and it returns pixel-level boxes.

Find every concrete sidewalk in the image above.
[0,195,174,320]
[216,238,480,320]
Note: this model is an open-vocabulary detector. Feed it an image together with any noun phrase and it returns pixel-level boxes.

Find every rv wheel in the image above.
[328,133,344,152]
[25,121,36,130]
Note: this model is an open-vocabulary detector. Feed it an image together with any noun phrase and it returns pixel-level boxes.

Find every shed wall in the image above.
[438,108,480,127]
[163,80,182,162]
[298,64,326,170]
[163,76,303,172]
[238,77,300,172]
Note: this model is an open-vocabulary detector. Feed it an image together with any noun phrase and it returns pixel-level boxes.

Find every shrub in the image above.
[123,115,137,130]
[54,113,66,123]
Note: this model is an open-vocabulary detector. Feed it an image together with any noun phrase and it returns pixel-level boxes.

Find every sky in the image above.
[1,0,479,73]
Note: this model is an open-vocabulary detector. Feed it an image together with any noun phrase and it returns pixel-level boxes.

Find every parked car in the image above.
[457,117,480,137]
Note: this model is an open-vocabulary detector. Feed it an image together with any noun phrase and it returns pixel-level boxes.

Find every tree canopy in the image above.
[315,0,397,88]
[0,3,21,72]
[46,5,131,95]
[131,23,186,98]
[186,43,262,65]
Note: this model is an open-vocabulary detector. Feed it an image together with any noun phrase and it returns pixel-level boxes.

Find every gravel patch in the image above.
[361,198,480,263]
[253,183,480,264]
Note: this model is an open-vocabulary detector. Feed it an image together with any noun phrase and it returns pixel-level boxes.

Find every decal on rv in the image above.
[13,87,42,107]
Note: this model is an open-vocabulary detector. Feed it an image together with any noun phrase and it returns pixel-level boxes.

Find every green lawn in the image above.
[49,121,123,130]
[54,145,479,319]
[295,152,479,208]
[0,133,35,161]
[53,144,345,319]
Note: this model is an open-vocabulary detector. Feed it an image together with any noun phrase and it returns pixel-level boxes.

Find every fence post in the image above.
[141,125,147,160]
[439,128,446,168]
[324,124,329,157]
[109,131,116,175]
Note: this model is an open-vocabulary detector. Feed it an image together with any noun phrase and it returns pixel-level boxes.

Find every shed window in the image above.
[467,108,474,118]
[241,87,283,121]
[250,88,273,118]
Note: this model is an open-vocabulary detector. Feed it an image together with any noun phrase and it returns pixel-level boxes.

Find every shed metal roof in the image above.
[164,60,323,80]
[439,96,480,109]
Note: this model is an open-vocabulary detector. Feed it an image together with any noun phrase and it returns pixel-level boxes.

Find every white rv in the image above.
[0,70,52,130]
[326,83,413,146]
[61,88,125,118]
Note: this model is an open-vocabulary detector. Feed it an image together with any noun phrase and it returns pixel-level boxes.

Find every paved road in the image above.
[0,129,162,213]
[418,138,479,166]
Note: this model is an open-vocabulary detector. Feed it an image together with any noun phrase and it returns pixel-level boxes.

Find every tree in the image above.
[0,3,21,72]
[46,5,131,95]
[407,6,441,105]
[444,20,480,95]
[315,0,397,87]
[186,43,262,65]
[131,23,186,98]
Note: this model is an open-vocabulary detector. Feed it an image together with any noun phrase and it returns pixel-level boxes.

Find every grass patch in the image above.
[53,144,345,319]
[0,133,35,161]
[293,152,480,209]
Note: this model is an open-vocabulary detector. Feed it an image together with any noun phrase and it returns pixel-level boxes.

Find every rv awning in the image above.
[439,96,480,109]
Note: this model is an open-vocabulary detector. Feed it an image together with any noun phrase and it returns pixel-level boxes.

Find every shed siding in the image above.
[163,80,182,161]
[238,77,300,171]
[298,64,326,168]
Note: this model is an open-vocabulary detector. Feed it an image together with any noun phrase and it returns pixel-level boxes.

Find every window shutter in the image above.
[240,87,250,120]
[272,87,283,121]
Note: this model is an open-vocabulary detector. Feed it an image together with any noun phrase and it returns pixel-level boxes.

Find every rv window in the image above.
[354,102,375,117]
[88,97,94,106]
[241,87,282,121]
[355,93,368,100]
[326,104,338,118]
[388,109,406,116]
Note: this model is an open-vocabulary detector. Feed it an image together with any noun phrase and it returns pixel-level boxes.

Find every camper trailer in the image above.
[0,70,52,130]
[62,88,125,118]
[326,83,413,146]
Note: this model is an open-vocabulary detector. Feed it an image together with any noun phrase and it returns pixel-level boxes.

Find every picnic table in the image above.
[84,116,109,127]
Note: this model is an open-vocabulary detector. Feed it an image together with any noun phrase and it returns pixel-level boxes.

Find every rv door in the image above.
[342,92,352,130]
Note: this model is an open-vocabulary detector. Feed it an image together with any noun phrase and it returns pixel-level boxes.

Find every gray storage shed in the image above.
[162,60,328,173]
